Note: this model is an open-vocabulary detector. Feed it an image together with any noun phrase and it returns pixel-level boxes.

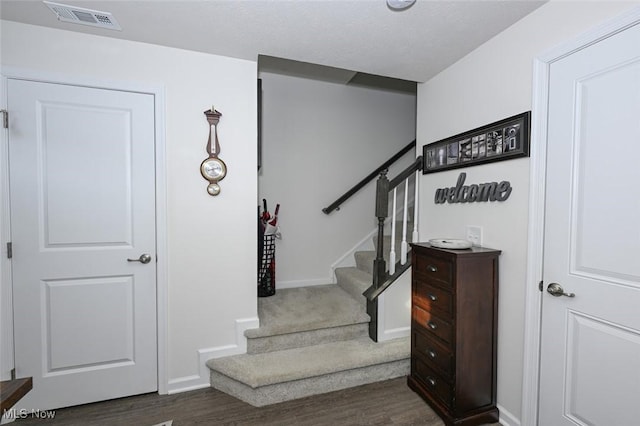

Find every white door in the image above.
[8,79,158,410]
[539,22,640,425]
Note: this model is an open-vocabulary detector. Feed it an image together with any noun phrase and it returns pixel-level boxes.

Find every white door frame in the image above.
[522,7,640,426]
[0,67,169,395]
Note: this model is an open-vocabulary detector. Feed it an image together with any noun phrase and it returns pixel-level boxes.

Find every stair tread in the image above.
[245,284,369,338]
[207,336,410,388]
[335,267,372,292]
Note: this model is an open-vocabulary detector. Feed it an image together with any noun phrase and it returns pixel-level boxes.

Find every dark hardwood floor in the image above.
[12,378,497,426]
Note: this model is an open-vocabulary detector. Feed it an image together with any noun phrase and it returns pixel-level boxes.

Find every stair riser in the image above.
[247,323,369,354]
[210,359,410,407]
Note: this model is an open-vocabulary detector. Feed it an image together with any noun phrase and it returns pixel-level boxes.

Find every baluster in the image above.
[401,178,409,264]
[412,170,419,243]
[389,188,397,275]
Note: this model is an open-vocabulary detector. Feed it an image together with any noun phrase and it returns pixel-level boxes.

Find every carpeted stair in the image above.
[207,227,413,406]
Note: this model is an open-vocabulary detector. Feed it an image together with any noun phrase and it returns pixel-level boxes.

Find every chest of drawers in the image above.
[408,243,501,426]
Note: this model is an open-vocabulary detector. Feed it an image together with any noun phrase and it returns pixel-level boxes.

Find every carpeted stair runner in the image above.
[207,226,413,406]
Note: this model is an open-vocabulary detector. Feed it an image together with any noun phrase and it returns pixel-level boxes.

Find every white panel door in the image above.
[8,79,157,410]
[539,22,640,425]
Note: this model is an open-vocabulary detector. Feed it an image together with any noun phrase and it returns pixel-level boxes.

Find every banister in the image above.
[365,156,422,302]
[322,140,416,215]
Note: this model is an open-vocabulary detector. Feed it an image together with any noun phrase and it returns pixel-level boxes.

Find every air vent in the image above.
[43,1,122,31]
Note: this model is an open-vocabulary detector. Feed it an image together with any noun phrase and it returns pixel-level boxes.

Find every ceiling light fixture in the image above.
[387,0,416,11]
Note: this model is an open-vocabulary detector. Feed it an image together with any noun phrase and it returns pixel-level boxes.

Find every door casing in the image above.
[0,67,169,395]
[522,7,640,426]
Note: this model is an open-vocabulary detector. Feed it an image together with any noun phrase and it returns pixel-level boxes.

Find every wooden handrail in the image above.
[322,140,416,215]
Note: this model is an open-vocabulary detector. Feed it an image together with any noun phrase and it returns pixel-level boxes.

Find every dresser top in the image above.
[410,242,501,256]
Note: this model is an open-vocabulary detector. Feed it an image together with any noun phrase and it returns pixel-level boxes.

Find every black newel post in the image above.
[368,169,390,341]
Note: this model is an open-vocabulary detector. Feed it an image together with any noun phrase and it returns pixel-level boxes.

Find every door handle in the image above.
[547,283,575,298]
[127,254,152,264]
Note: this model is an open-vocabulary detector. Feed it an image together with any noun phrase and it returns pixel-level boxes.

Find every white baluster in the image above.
[401,178,409,264]
[389,188,397,275]
[412,170,419,243]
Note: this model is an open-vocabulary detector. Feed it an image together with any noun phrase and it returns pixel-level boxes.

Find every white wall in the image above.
[0,21,258,391]
[416,2,639,424]
[259,72,416,287]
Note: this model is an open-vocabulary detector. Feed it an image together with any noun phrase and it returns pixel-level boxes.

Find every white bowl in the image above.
[428,238,473,250]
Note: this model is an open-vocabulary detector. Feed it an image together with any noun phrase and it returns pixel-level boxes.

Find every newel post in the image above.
[368,169,389,341]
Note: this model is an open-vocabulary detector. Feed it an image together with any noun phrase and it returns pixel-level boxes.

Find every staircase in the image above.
[206,236,411,407]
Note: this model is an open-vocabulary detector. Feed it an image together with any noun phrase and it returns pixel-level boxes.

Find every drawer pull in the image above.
[428,293,438,302]
[427,376,437,387]
[428,350,437,359]
[428,321,438,330]
[427,265,438,273]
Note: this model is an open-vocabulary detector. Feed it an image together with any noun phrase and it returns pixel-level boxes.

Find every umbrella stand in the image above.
[258,233,276,297]
[258,201,280,297]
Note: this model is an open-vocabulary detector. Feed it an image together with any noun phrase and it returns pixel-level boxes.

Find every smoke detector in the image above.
[43,1,122,31]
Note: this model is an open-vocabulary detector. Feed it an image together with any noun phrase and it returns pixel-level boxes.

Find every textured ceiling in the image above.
[0,0,546,83]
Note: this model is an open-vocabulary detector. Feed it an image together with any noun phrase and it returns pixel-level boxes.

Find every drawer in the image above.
[413,280,453,317]
[413,329,453,378]
[413,357,453,408]
[413,305,453,345]
[414,255,452,285]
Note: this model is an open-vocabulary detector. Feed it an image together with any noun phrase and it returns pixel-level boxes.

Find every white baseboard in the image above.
[378,326,410,342]
[330,227,377,271]
[498,404,521,426]
[276,277,334,289]
[167,316,259,394]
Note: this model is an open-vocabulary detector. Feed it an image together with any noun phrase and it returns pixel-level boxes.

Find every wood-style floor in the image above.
[13,378,499,426]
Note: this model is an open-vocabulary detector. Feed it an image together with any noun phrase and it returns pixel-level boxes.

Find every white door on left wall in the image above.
[8,79,158,411]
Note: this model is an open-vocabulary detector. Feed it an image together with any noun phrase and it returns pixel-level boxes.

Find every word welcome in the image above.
[434,172,512,204]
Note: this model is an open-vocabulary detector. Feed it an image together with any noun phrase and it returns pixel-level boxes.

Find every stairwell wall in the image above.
[415,2,638,424]
[258,72,416,288]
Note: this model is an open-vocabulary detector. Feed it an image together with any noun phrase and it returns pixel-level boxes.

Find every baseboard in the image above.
[167,316,259,394]
[378,326,410,342]
[498,404,521,426]
[330,227,377,271]
[276,277,334,289]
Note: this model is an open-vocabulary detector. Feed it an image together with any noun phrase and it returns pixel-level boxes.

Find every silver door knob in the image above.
[547,282,575,298]
[127,254,152,264]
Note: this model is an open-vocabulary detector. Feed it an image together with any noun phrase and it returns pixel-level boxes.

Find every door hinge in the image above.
[6,242,12,259]
[11,368,16,380]
[0,109,7,129]
[538,280,543,292]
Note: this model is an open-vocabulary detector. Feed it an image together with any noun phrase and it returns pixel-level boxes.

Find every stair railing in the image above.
[322,140,416,215]
[364,156,422,341]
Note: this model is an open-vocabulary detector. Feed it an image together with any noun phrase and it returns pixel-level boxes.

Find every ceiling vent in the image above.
[43,1,122,31]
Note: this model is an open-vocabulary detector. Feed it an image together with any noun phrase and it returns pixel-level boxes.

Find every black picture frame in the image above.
[422,111,531,174]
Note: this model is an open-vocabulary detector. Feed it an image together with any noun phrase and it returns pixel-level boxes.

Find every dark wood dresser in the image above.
[408,243,501,426]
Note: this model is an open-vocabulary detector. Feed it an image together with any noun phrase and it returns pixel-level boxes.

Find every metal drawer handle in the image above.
[427,265,438,273]
[428,321,438,330]
[428,294,438,302]
[427,376,437,387]
[428,350,437,359]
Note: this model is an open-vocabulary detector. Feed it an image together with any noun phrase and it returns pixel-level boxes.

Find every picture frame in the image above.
[422,111,531,174]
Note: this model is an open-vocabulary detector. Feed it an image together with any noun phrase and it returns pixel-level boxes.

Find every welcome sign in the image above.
[434,172,512,204]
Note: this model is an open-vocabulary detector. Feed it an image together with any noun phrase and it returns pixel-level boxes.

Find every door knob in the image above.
[127,254,152,264]
[547,282,575,298]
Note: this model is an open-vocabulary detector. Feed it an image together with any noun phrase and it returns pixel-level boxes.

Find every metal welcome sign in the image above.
[434,172,512,204]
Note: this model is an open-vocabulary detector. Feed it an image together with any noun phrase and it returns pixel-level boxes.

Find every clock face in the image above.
[200,157,227,182]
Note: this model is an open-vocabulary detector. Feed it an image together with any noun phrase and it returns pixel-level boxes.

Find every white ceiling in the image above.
[0,0,546,83]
